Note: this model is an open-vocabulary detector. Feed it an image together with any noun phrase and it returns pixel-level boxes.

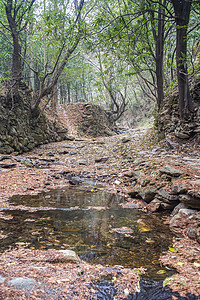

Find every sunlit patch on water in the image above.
[0,186,176,280]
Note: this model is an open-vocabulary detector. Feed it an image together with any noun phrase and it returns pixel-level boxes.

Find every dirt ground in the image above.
[0,128,200,298]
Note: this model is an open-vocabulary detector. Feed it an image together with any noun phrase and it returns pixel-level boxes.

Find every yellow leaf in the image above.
[112,277,116,282]
[15,242,26,245]
[137,220,152,232]
[135,269,142,275]
[163,277,178,287]
[56,280,62,284]
[7,262,16,266]
[156,270,166,275]
[168,247,178,253]
[175,262,184,266]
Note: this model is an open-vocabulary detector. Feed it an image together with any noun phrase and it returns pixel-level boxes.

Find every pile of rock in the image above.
[128,164,200,212]
[155,78,200,141]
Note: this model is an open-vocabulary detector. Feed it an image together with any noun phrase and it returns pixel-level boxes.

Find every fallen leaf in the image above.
[137,220,152,232]
[156,270,166,275]
[168,247,178,253]
[175,262,184,266]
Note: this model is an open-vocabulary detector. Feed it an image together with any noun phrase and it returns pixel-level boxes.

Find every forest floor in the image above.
[0,127,200,299]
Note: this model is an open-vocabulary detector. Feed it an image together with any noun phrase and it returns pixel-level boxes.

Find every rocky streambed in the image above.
[0,128,200,298]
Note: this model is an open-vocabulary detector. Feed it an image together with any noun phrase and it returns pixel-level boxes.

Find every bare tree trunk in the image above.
[67,82,71,103]
[171,0,193,119]
[155,1,165,110]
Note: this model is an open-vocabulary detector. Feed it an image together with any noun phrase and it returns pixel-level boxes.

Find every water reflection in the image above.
[0,186,175,280]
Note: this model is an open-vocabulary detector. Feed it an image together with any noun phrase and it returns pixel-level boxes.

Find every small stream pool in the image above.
[0,185,176,281]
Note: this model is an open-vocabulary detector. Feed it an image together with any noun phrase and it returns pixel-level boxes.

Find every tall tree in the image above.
[171,0,193,118]
[2,0,35,88]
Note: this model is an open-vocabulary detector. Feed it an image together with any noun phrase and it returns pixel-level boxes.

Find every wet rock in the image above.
[147,199,161,212]
[95,157,109,163]
[110,227,133,234]
[179,194,200,209]
[159,165,183,177]
[190,180,200,186]
[139,188,157,203]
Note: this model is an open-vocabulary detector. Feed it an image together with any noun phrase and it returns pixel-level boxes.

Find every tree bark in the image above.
[5,1,22,85]
[171,0,193,119]
[155,1,165,110]
[67,82,71,103]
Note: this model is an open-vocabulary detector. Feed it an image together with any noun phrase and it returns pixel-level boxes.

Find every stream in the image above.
[0,185,198,299]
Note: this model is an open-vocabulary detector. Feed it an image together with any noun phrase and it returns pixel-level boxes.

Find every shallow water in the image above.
[1,186,176,280]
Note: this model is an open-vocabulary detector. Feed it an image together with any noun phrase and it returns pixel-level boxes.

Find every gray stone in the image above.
[95,157,109,163]
[157,189,179,203]
[161,202,178,210]
[179,194,200,209]
[186,228,197,239]
[147,199,161,212]
[140,179,150,187]
[159,165,183,177]
[124,171,136,178]
[7,277,37,289]
[55,249,80,263]
[0,275,6,283]
[10,127,17,136]
[170,208,196,227]
[170,184,188,194]
[121,137,131,143]
[190,180,200,186]
[171,203,188,216]
[139,188,157,203]
[175,131,190,139]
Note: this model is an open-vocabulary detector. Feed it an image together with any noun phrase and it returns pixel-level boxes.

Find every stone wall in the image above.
[0,93,68,154]
[64,103,117,137]
[155,78,200,142]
